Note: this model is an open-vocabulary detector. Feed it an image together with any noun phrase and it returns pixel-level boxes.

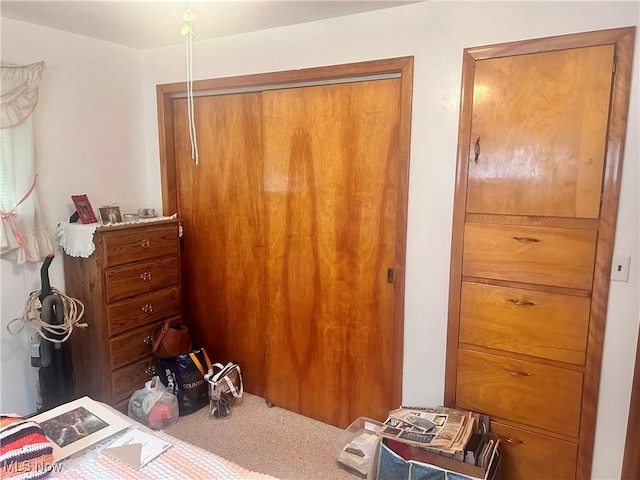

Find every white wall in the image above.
[0,20,147,412]
[1,2,638,478]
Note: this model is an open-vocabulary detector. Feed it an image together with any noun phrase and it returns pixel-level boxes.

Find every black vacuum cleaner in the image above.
[34,254,75,412]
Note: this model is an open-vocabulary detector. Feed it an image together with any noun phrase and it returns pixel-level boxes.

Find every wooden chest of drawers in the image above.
[63,220,181,411]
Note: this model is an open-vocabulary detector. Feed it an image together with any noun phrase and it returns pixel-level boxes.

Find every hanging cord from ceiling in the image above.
[181,5,199,165]
[7,287,87,343]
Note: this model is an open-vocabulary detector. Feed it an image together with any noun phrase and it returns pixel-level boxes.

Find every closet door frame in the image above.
[444,27,634,480]
[157,57,414,411]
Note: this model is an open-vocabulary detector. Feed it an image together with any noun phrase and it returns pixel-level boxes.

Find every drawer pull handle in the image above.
[141,239,151,249]
[140,271,152,282]
[145,364,156,376]
[503,367,532,377]
[512,236,541,244]
[508,298,536,307]
[142,303,154,313]
[501,435,526,445]
[143,335,154,346]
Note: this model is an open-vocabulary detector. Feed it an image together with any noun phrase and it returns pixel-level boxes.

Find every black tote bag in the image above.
[156,347,211,416]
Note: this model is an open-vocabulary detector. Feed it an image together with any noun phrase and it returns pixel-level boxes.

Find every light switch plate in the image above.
[611,254,631,282]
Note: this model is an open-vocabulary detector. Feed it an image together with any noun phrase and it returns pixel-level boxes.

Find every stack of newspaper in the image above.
[378,406,478,461]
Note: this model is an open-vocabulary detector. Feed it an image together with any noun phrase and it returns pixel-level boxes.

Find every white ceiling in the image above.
[0,0,419,50]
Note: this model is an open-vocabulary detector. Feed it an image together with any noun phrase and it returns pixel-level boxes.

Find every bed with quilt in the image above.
[1,399,277,480]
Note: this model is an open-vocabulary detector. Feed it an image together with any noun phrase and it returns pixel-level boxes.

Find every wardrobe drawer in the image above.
[105,256,179,303]
[462,224,597,289]
[460,282,590,364]
[102,224,179,268]
[456,349,582,437]
[112,355,156,403]
[108,286,181,336]
[110,319,178,370]
[491,421,577,480]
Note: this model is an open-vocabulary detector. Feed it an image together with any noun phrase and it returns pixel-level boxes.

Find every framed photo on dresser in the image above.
[71,194,98,224]
[99,206,122,225]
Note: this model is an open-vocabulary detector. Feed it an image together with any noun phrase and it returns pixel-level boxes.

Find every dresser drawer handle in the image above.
[140,271,152,282]
[142,303,154,313]
[143,335,154,346]
[141,239,151,249]
[503,367,532,377]
[501,435,526,445]
[144,364,156,376]
[508,298,536,307]
[512,236,541,243]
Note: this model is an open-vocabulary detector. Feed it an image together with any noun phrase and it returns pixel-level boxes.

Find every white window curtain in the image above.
[1,61,54,264]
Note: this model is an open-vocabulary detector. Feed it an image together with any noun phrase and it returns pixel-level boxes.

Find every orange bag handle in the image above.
[189,349,212,376]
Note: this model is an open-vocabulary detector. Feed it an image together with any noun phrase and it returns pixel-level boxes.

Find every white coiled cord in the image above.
[7,287,87,343]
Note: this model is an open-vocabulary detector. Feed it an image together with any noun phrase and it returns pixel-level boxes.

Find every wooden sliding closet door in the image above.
[162,58,412,427]
[173,93,267,396]
[263,79,401,427]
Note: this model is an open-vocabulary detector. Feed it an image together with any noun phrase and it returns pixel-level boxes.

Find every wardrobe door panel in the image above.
[262,79,401,427]
[467,45,614,218]
[173,93,267,396]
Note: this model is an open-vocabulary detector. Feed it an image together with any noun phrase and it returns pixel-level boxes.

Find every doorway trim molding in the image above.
[622,327,640,479]
[156,56,414,411]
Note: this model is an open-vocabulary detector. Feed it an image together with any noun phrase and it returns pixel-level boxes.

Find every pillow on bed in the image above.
[0,414,54,479]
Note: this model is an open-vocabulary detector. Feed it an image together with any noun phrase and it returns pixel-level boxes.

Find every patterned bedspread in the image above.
[48,428,278,480]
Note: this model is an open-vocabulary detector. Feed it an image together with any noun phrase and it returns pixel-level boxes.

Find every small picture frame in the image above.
[99,206,122,225]
[71,194,98,224]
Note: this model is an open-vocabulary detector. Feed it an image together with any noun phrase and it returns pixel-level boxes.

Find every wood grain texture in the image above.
[463,224,597,289]
[445,50,477,407]
[112,355,157,401]
[456,349,583,437]
[622,328,640,479]
[467,45,613,218]
[173,92,268,396]
[491,421,578,479]
[109,317,178,370]
[460,282,590,364]
[262,78,401,428]
[102,225,179,267]
[156,88,177,215]
[107,286,180,336]
[65,249,111,401]
[445,27,635,480]
[156,57,414,95]
[166,58,412,428]
[578,27,636,480]
[63,221,182,405]
[105,255,179,303]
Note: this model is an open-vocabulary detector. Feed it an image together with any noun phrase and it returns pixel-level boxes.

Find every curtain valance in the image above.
[1,61,44,129]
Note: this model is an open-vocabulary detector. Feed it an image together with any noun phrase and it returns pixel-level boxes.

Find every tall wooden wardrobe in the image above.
[157,58,413,428]
[444,28,634,479]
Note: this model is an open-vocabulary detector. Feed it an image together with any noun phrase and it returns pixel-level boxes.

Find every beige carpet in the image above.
[163,393,366,480]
